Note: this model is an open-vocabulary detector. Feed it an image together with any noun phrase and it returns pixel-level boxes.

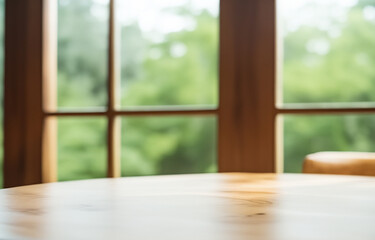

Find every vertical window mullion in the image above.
[42,0,58,183]
[107,0,121,178]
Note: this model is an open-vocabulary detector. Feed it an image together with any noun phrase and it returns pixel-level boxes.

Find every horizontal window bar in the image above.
[113,109,218,116]
[45,109,218,117]
[118,105,218,112]
[278,102,375,110]
[50,107,108,113]
[277,107,375,115]
[44,111,107,117]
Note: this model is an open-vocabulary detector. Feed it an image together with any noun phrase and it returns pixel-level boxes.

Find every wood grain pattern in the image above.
[1,173,375,240]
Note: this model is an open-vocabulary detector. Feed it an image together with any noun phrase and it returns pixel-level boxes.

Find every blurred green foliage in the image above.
[120,9,218,106]
[58,118,107,181]
[282,0,375,172]
[121,117,217,176]
[56,0,218,180]
[283,3,375,103]
[284,115,375,172]
[58,0,109,108]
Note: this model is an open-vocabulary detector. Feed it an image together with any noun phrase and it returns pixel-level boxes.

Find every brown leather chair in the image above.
[303,151,375,176]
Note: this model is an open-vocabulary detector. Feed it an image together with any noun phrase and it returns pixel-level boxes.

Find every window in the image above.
[279,0,375,172]
[4,0,221,187]
[54,0,219,181]
[4,0,374,187]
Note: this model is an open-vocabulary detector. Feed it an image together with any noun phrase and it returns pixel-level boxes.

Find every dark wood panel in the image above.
[4,0,44,187]
[219,0,276,172]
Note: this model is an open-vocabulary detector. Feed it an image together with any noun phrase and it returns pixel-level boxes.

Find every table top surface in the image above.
[1,173,375,240]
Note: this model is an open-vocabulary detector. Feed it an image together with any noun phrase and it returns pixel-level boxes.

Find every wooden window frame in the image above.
[3,0,221,188]
[4,0,375,188]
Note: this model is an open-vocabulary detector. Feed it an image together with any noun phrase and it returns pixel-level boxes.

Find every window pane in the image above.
[58,117,107,181]
[121,116,217,176]
[117,0,219,108]
[58,0,109,110]
[283,114,375,173]
[0,0,3,188]
[279,0,375,105]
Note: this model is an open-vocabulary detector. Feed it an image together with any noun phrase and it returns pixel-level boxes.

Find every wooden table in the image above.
[1,173,375,240]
